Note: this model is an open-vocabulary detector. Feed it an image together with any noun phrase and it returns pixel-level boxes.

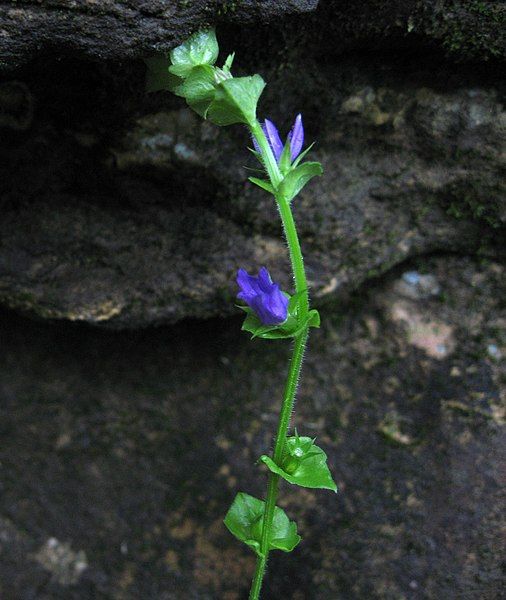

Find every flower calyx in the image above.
[236,268,320,340]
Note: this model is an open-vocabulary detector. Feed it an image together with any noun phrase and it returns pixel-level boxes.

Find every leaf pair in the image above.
[146,29,221,90]
[249,159,322,202]
[224,492,300,557]
[260,436,337,492]
[224,436,337,558]
[279,161,323,202]
[145,29,265,127]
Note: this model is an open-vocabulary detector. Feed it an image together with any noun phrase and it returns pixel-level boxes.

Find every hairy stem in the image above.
[249,121,283,187]
[249,540,267,599]
[248,121,310,599]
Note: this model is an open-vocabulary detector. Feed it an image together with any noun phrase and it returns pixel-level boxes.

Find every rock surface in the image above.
[0,0,319,69]
[1,1,505,69]
[0,47,504,327]
[0,2,505,598]
[315,0,506,61]
[0,255,504,598]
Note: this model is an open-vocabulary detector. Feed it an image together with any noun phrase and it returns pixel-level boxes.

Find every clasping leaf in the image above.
[248,177,275,194]
[176,64,216,117]
[207,75,265,126]
[145,54,181,93]
[146,29,219,93]
[260,436,337,492]
[169,28,219,78]
[224,492,301,556]
[279,161,323,202]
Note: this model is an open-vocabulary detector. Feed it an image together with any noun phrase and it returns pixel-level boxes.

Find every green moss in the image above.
[14,291,36,304]
[362,222,379,237]
[416,204,431,220]
[13,299,56,319]
[217,1,238,15]
[0,290,53,319]
[443,400,495,421]
[426,0,506,61]
[444,181,502,229]
[446,194,501,229]
[377,412,415,446]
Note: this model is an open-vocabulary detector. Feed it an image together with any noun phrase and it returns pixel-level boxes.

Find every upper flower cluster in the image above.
[249,112,321,203]
[253,114,304,165]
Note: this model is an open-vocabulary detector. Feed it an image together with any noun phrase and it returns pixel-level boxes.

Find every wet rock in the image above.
[487,343,502,360]
[299,1,506,61]
[0,3,504,598]
[396,271,441,300]
[416,0,506,61]
[0,57,503,327]
[0,0,319,70]
[2,1,504,70]
[0,255,503,598]
[0,3,504,328]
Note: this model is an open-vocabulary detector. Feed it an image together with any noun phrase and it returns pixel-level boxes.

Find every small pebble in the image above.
[398,271,441,299]
[402,271,420,285]
[487,344,502,359]
[436,344,447,356]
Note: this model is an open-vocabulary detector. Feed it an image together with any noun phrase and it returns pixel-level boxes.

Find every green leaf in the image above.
[308,308,321,328]
[238,299,320,340]
[278,138,292,175]
[223,52,235,73]
[241,312,279,338]
[288,289,307,315]
[236,304,254,314]
[292,142,315,168]
[240,309,289,340]
[289,309,320,337]
[224,492,301,556]
[249,177,275,194]
[279,161,323,202]
[169,28,219,78]
[260,437,337,492]
[207,75,265,126]
[247,147,262,159]
[145,54,183,92]
[178,64,217,117]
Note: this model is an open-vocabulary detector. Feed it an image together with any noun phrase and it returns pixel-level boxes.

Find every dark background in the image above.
[0,1,505,598]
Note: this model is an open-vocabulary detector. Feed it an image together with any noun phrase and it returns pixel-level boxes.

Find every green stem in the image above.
[249,121,283,187]
[276,194,309,318]
[249,548,267,600]
[248,121,310,599]
[249,331,308,600]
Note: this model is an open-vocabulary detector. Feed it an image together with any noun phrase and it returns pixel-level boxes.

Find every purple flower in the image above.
[253,114,304,164]
[237,267,289,325]
[288,114,304,161]
[264,119,284,162]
